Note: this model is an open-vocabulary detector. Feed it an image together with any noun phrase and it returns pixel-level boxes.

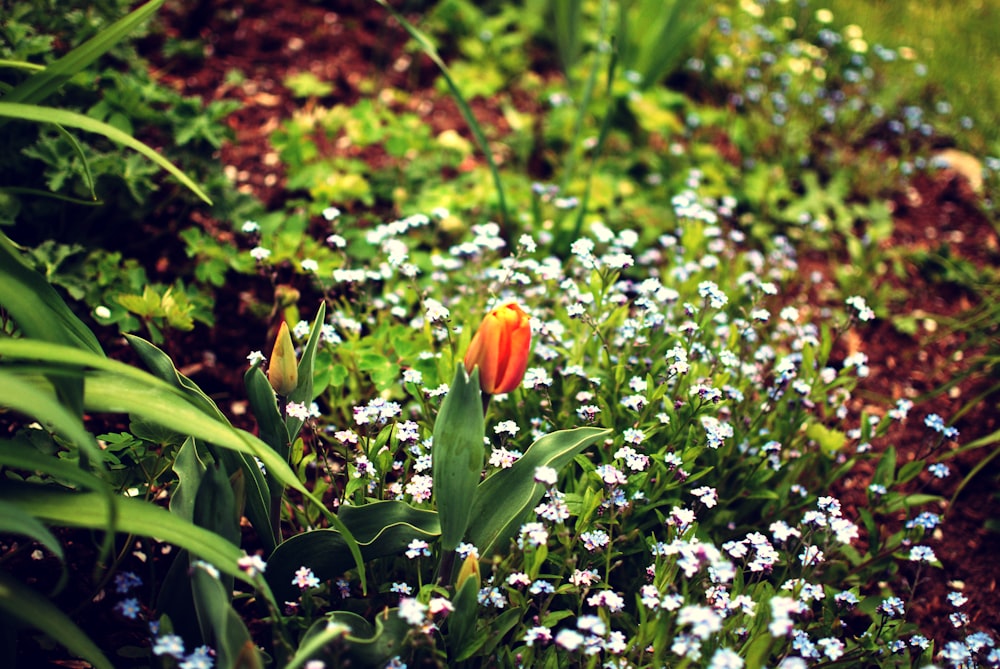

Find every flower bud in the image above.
[267,320,298,395]
[463,302,531,395]
[455,551,481,591]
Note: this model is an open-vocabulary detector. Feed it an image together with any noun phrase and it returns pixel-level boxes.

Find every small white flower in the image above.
[534,466,558,485]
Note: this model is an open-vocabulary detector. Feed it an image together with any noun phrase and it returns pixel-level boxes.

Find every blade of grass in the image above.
[370,0,507,225]
[0,103,211,204]
[0,0,166,110]
[559,0,611,195]
[0,186,103,206]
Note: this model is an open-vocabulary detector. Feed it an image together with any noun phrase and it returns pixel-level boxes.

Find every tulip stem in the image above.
[436,550,456,588]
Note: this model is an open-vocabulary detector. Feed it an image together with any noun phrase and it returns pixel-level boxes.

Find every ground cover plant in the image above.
[2,0,999,667]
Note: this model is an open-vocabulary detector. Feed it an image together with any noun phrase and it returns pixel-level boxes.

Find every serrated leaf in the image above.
[805,422,847,455]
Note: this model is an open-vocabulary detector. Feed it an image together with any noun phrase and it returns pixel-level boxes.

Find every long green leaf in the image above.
[0,0,165,108]
[468,427,610,556]
[0,233,104,355]
[0,342,346,534]
[265,501,440,605]
[0,186,103,206]
[190,564,261,669]
[125,334,226,419]
[0,571,113,669]
[0,338,364,586]
[0,103,210,204]
[0,231,103,417]
[287,302,327,440]
[127,334,277,552]
[432,365,485,551]
[0,371,104,469]
[370,0,508,223]
[0,499,64,560]
[1,483,261,592]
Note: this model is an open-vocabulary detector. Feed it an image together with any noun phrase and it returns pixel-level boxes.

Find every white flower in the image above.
[397,597,427,625]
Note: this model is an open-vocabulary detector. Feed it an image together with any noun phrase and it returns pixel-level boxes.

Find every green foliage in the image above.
[3,0,996,665]
[432,365,486,552]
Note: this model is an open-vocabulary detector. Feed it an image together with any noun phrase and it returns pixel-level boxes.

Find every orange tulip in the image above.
[464,302,531,395]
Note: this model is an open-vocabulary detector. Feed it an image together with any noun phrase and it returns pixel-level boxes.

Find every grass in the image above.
[823,0,1000,149]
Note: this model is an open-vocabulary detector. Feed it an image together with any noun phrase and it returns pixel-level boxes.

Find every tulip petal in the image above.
[496,317,530,394]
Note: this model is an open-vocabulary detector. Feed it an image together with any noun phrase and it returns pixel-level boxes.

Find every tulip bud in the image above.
[267,320,298,395]
[455,551,481,591]
[463,302,531,396]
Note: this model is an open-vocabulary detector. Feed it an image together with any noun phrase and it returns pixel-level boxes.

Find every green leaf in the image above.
[0,483,264,594]
[0,0,166,109]
[290,610,411,669]
[0,103,210,204]
[127,335,276,551]
[0,339,364,587]
[245,364,289,501]
[190,566,261,669]
[287,302,327,441]
[805,422,847,455]
[0,370,104,470]
[468,427,611,556]
[0,499,64,560]
[0,571,113,669]
[265,501,439,605]
[0,231,103,416]
[447,573,482,660]
[371,0,508,223]
[873,446,897,488]
[432,365,485,551]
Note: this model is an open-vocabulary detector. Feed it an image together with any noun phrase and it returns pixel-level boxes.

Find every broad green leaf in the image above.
[265,501,439,604]
[127,334,276,552]
[0,370,104,469]
[805,422,847,455]
[291,610,411,669]
[446,567,481,659]
[194,460,241,547]
[190,565,261,669]
[0,571,113,669]
[0,103,210,204]
[246,365,288,458]
[432,365,485,551]
[0,499,64,560]
[0,339,363,584]
[0,483,265,595]
[468,427,611,556]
